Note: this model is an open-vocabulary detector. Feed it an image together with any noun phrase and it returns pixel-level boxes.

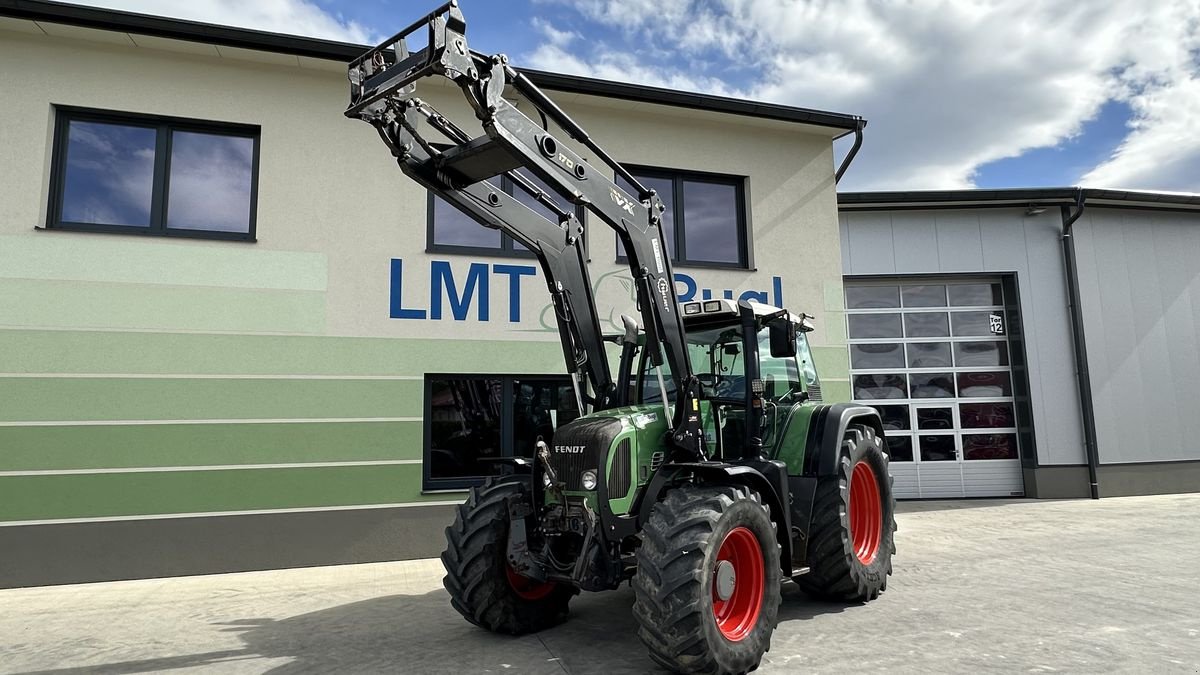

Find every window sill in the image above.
[615,255,752,272]
[39,224,256,243]
[426,245,536,259]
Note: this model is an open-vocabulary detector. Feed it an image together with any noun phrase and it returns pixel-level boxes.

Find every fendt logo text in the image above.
[555,445,586,454]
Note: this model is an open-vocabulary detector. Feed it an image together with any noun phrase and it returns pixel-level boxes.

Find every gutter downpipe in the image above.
[1060,189,1101,499]
[834,121,865,184]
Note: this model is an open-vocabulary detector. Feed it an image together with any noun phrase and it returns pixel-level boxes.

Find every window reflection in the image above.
[853,374,907,399]
[902,285,947,307]
[963,434,1018,460]
[907,342,952,368]
[167,131,254,233]
[916,407,954,430]
[958,372,1012,397]
[61,121,156,227]
[911,372,955,398]
[682,180,739,264]
[953,341,1009,367]
[846,286,900,309]
[850,343,905,369]
[432,194,503,248]
[428,378,503,480]
[849,313,903,339]
[885,435,914,461]
[952,311,1004,337]
[904,312,949,337]
[919,435,957,461]
[871,404,910,431]
[960,402,1015,428]
[949,283,1002,306]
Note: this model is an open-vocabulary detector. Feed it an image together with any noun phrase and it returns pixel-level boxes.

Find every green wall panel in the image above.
[0,463,437,522]
[0,279,325,333]
[811,345,850,381]
[0,377,424,422]
[0,421,422,471]
[820,379,851,404]
[0,235,327,291]
[0,329,564,376]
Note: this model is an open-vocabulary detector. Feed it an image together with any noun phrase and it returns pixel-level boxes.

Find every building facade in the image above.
[0,3,859,586]
[840,189,1200,501]
[3,3,1197,590]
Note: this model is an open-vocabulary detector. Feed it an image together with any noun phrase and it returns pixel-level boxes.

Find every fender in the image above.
[632,460,794,575]
[804,403,886,477]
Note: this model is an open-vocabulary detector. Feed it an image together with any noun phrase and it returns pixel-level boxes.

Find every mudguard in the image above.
[805,403,886,477]
[634,460,793,575]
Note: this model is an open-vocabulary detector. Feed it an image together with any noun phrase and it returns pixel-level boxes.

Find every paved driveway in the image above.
[3,494,1199,674]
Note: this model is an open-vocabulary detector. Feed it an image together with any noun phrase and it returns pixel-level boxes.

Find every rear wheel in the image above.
[441,478,574,635]
[796,424,896,601]
[633,484,781,674]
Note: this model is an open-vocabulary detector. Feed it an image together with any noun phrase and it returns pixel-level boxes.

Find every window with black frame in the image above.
[616,167,748,268]
[424,374,580,490]
[47,108,259,240]
[428,169,582,256]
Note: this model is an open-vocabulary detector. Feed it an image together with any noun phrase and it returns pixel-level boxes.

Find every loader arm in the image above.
[344,1,706,458]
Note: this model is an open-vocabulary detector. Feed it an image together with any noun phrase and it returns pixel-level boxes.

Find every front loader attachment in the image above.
[343,0,708,459]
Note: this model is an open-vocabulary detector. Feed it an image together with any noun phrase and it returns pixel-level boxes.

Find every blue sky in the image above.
[66,0,1200,193]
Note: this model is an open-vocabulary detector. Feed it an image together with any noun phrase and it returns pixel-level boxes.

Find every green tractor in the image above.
[345,4,895,673]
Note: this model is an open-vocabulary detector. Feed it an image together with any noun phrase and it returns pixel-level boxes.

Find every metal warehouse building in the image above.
[1,2,1198,588]
[840,190,1200,501]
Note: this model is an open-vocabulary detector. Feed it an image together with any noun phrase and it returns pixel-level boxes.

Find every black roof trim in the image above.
[0,0,865,133]
[839,187,1200,210]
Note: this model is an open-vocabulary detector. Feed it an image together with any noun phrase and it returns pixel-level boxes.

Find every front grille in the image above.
[546,416,621,491]
[608,439,631,498]
[549,449,590,490]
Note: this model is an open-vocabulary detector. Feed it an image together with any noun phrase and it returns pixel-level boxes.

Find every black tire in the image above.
[440,478,574,635]
[633,484,782,675]
[796,423,896,602]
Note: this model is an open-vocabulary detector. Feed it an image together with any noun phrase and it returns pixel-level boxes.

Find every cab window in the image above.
[757,329,803,401]
[796,332,819,389]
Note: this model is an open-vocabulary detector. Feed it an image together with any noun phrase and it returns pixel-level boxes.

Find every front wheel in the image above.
[796,423,896,601]
[440,478,575,635]
[633,484,781,674]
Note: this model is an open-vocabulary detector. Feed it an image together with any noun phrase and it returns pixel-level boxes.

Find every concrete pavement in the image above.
[2,494,1199,673]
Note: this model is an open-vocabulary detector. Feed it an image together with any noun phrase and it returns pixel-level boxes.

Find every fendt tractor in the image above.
[344,4,896,673]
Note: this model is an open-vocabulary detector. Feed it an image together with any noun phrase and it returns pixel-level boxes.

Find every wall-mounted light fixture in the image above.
[1024,205,1047,217]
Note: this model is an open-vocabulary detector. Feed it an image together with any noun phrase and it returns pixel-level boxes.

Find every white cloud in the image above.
[531,0,1200,192]
[59,0,373,43]
[531,17,579,48]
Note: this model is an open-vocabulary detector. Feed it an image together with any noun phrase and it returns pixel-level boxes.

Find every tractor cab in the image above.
[630,299,821,461]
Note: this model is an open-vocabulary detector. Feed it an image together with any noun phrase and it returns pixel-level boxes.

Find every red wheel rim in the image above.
[505,565,556,601]
[711,526,764,642]
[849,461,883,565]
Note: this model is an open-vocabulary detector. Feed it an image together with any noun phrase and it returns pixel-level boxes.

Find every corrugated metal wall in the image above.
[840,208,1086,466]
[1072,208,1200,464]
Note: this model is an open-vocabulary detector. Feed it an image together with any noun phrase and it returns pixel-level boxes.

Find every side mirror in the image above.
[769,320,796,358]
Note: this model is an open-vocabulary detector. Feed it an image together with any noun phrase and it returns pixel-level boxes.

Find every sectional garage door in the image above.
[844,279,1025,499]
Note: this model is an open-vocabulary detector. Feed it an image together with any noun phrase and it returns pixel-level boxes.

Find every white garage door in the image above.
[845,279,1025,499]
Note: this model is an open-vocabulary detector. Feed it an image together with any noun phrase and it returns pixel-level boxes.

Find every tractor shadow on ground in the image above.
[13,583,861,675]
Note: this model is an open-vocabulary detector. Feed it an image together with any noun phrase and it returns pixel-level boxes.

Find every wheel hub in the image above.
[711,526,764,642]
[849,460,883,565]
[714,560,736,601]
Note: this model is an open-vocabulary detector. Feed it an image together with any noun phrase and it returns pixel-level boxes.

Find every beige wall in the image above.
[0,25,849,385]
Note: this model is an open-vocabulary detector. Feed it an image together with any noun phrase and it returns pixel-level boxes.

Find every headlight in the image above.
[581,470,598,491]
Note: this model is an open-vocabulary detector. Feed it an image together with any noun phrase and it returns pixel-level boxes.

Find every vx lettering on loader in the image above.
[345,3,895,673]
